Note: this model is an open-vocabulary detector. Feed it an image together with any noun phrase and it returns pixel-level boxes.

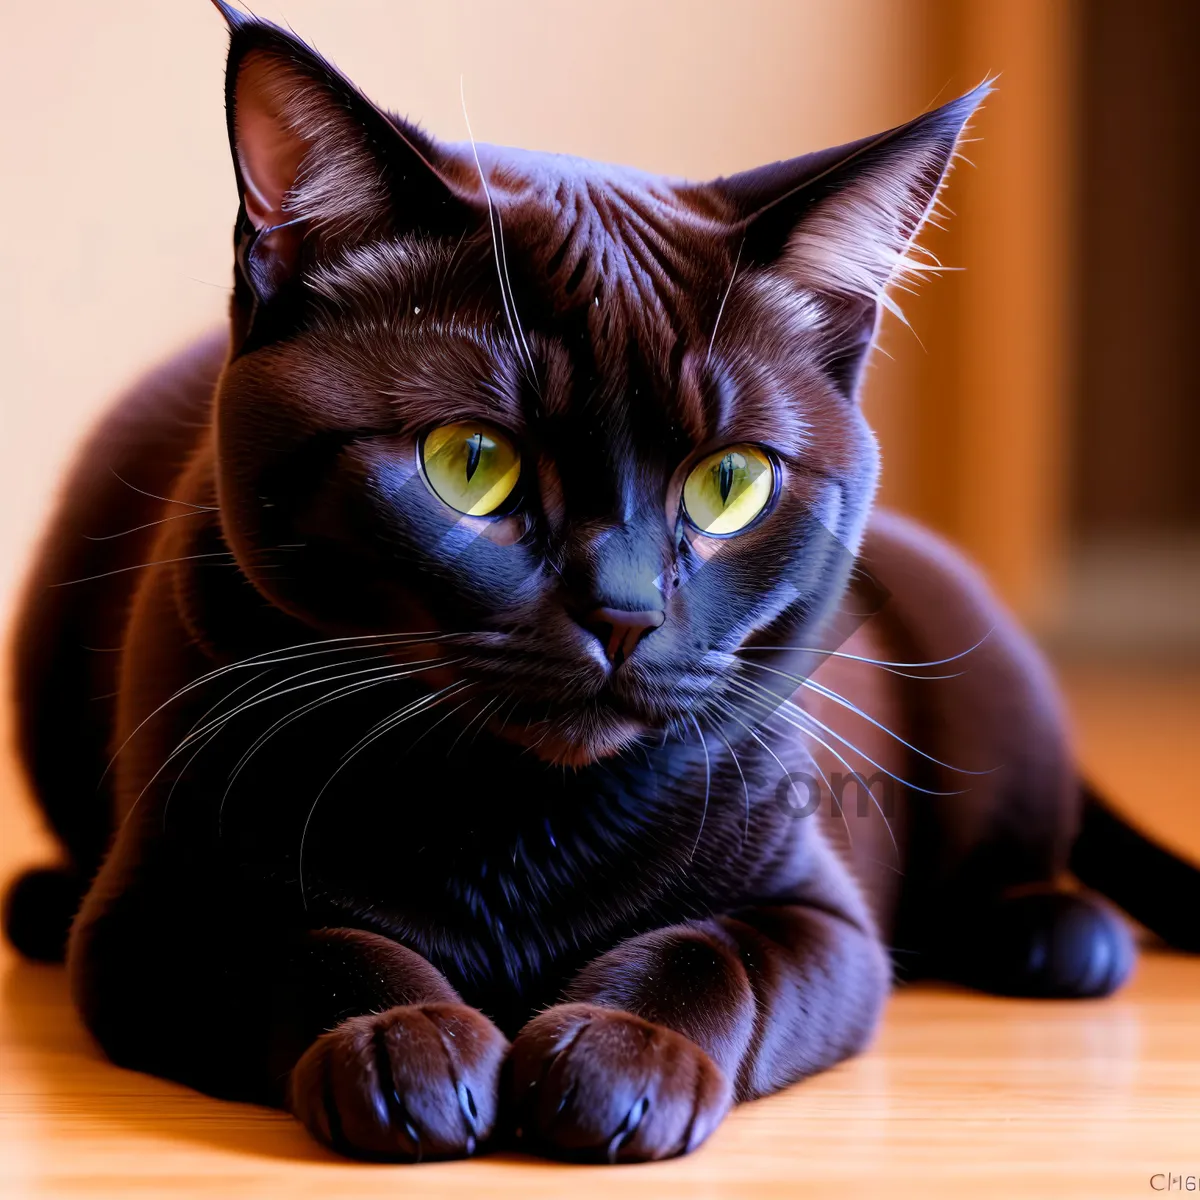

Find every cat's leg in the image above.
[506,851,889,1162]
[857,513,1136,1000]
[286,946,509,1161]
[928,885,1135,999]
[70,878,507,1161]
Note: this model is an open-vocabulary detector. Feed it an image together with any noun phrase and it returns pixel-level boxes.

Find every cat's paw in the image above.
[508,1002,731,1162]
[289,1002,508,1161]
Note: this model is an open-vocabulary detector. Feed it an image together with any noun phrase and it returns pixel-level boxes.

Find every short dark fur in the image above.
[6,5,1198,1164]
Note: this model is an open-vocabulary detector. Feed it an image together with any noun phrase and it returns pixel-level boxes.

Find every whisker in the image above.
[337,678,472,765]
[51,551,234,587]
[722,684,893,857]
[788,732,849,849]
[83,508,209,542]
[160,726,224,835]
[101,630,470,784]
[299,680,472,907]
[739,662,991,775]
[216,654,468,778]
[731,628,994,671]
[195,656,455,758]
[447,691,501,755]
[405,684,481,755]
[215,667,451,834]
[708,698,790,846]
[687,714,711,863]
[706,236,744,366]
[491,691,523,740]
[459,78,539,389]
[725,676,961,798]
[159,667,279,834]
[109,469,217,511]
[126,659,462,838]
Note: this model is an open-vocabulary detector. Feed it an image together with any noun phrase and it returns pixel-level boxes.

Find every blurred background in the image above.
[0,0,1196,859]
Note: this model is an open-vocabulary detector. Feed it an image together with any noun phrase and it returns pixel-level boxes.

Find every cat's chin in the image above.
[489,710,646,768]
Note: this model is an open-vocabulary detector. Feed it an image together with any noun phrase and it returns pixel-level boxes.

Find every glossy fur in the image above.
[6,6,1196,1166]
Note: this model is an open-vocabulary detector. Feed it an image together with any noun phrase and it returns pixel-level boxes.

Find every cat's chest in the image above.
[197,687,803,1024]
[314,796,744,1028]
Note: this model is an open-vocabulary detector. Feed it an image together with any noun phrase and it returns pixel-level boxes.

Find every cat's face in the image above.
[211,13,984,765]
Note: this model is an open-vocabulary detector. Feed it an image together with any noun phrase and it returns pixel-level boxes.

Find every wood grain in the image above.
[3,662,1198,1199]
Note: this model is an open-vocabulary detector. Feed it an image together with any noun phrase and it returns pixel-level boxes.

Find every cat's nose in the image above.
[578,607,664,668]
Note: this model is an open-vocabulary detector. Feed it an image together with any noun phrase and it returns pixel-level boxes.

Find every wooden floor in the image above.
[3,661,1198,1199]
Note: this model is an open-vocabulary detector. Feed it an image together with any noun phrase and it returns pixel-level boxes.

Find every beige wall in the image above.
[2,1,1067,624]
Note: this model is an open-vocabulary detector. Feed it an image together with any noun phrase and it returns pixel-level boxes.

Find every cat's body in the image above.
[5,5,1197,1164]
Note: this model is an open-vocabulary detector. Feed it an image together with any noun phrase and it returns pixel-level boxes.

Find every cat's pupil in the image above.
[464,432,484,483]
[718,454,737,505]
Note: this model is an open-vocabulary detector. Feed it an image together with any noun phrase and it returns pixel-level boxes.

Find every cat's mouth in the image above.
[485,692,653,767]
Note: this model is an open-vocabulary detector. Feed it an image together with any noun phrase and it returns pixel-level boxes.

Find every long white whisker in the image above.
[215,665,456,834]
[460,77,538,388]
[125,660,462,839]
[706,236,744,366]
[84,508,209,542]
[109,468,217,511]
[299,680,471,907]
[405,685,481,755]
[687,714,711,863]
[445,691,501,755]
[725,676,960,799]
[160,727,222,836]
[101,630,465,785]
[51,551,233,587]
[724,684,891,857]
[336,677,472,765]
[709,698,791,847]
[732,628,994,670]
[161,667,275,834]
[191,656,456,757]
[203,653,405,741]
[741,662,991,775]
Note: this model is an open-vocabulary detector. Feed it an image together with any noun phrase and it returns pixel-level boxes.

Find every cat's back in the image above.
[12,330,227,876]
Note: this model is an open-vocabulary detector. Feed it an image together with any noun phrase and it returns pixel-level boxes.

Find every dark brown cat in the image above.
[5,3,1197,1165]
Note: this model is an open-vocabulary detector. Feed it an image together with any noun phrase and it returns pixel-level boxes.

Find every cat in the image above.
[4,1,1198,1165]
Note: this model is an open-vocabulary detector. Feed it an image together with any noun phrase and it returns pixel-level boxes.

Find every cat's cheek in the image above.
[685,532,740,563]
[435,512,526,548]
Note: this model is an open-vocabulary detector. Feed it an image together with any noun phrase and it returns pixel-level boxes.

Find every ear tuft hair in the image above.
[210,0,252,31]
[701,81,992,397]
[232,48,393,243]
[781,81,992,322]
[218,16,468,311]
[718,81,994,323]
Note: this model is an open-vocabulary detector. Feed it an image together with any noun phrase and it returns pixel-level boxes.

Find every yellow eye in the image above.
[682,444,775,536]
[420,421,521,516]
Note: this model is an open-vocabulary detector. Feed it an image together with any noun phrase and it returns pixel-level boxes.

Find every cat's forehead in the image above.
[306,145,818,455]
[455,143,734,343]
[310,143,745,400]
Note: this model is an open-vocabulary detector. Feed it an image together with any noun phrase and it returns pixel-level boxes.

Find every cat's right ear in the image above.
[214,3,465,305]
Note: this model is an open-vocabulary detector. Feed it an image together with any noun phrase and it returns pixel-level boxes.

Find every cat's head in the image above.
[209,4,987,766]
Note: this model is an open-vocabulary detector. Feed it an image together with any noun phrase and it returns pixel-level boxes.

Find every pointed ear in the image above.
[219,15,465,303]
[713,82,992,393]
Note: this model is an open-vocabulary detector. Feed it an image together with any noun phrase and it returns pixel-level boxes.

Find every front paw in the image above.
[508,1002,731,1162]
[289,1003,508,1161]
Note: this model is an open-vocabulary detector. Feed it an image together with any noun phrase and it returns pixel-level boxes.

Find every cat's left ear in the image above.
[213,3,466,306]
[710,82,992,396]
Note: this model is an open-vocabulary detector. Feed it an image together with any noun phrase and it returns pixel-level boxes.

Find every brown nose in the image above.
[579,607,665,667]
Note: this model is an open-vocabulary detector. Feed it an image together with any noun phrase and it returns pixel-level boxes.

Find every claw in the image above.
[372,1025,423,1161]
[457,1079,480,1154]
[606,1095,650,1163]
[554,1080,578,1118]
[457,1079,479,1125]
